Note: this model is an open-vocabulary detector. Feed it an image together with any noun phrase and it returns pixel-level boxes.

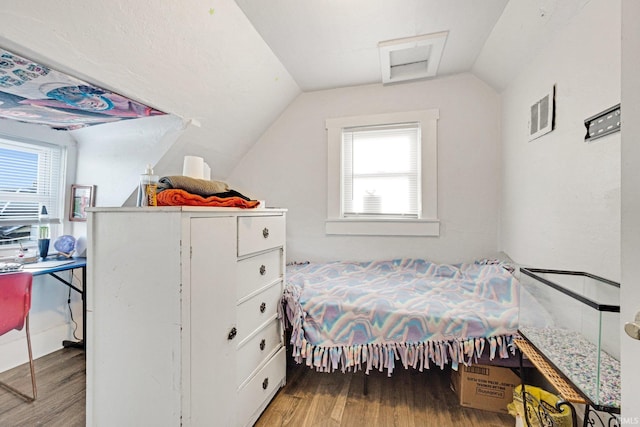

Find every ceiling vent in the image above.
[378,31,448,84]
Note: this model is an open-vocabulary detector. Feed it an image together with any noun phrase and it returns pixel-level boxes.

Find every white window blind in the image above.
[342,122,420,218]
[0,138,64,235]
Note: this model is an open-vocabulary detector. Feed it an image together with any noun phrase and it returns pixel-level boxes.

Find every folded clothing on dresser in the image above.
[156,175,260,208]
[157,175,229,197]
[157,188,260,208]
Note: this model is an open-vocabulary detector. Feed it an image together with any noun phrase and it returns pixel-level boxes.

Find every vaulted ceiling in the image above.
[0,0,591,178]
[235,0,509,91]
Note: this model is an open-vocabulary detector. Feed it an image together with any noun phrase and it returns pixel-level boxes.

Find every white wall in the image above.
[69,113,188,241]
[500,0,621,281]
[72,114,186,208]
[228,73,502,264]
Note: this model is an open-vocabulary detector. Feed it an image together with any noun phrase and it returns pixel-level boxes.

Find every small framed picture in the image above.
[69,185,95,222]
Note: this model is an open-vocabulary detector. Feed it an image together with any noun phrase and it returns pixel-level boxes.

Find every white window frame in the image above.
[326,109,439,236]
[0,135,69,253]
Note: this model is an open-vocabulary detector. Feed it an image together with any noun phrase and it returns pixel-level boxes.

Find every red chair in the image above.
[0,271,36,401]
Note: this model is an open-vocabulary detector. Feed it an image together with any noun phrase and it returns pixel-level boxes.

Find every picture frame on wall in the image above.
[69,184,95,222]
[529,85,555,141]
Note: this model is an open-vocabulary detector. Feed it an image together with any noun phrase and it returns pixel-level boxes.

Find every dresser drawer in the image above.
[236,281,282,344]
[237,347,286,427]
[236,320,283,387]
[237,215,285,257]
[237,249,282,301]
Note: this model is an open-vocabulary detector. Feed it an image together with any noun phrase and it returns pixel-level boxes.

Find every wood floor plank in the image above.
[301,369,344,426]
[340,373,369,426]
[328,373,351,423]
[394,367,415,427]
[408,369,431,426]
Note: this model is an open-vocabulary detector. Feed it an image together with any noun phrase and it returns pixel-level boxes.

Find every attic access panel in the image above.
[378,31,448,85]
[0,48,165,130]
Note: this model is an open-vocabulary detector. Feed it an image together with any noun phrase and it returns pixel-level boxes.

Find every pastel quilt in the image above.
[284,259,519,375]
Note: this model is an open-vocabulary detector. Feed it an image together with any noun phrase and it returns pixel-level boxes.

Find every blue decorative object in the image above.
[54,235,76,256]
[38,238,50,259]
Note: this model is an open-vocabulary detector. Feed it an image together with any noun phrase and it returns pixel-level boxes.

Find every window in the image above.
[326,109,439,236]
[342,123,420,218]
[0,137,65,247]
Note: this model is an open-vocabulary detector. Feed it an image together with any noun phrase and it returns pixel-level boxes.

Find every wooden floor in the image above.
[0,349,514,426]
[256,361,514,427]
[0,348,85,427]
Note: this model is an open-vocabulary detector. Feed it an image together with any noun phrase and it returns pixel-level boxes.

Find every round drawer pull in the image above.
[259,264,266,275]
[227,327,237,340]
[262,227,269,238]
[262,377,269,390]
[259,302,266,313]
[259,339,266,351]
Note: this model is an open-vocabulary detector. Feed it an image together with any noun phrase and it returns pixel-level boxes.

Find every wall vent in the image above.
[378,31,448,84]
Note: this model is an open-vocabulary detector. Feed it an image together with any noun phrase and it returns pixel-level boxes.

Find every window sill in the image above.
[325,218,440,237]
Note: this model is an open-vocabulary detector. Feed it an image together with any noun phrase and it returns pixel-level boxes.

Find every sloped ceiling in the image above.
[235,0,509,91]
[235,0,594,93]
[473,0,594,91]
[0,0,592,179]
[0,0,301,178]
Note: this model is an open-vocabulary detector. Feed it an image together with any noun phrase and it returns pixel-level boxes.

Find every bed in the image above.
[282,258,519,376]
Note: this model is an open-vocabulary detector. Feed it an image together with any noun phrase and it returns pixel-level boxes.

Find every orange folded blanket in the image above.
[157,189,260,208]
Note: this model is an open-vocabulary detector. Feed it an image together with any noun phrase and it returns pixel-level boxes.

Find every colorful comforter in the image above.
[284,259,519,375]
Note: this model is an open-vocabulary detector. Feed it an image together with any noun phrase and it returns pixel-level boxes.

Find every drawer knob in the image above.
[262,377,269,390]
[259,264,266,275]
[260,339,266,351]
[259,302,266,313]
[227,327,237,340]
[262,227,269,238]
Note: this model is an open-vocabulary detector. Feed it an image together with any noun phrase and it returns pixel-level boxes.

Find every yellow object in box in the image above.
[450,364,520,414]
[508,384,572,427]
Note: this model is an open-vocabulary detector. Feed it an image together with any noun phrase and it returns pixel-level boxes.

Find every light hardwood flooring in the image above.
[257,360,514,427]
[0,348,85,427]
[0,349,514,426]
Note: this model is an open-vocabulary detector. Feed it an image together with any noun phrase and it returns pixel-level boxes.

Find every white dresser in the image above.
[86,207,287,427]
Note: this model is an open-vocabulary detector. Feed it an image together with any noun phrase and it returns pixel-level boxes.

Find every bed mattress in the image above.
[284,258,519,375]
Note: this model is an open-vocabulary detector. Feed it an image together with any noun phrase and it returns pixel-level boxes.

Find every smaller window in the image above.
[0,137,65,247]
[326,109,439,237]
[342,123,420,218]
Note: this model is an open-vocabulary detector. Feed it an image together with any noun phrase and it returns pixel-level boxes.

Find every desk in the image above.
[23,257,87,349]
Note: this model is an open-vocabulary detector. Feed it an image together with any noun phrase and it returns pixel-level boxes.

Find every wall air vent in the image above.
[378,31,448,85]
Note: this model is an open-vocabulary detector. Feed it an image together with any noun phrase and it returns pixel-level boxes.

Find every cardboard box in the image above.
[450,364,520,414]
